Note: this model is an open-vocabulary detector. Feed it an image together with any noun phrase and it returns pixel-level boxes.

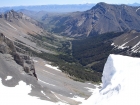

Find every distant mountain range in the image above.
[128,3,140,6]
[0,4,95,13]
[0,3,140,14]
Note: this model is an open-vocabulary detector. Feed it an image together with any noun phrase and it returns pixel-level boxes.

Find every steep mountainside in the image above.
[0,10,102,83]
[0,10,64,54]
[0,10,43,31]
[0,10,43,40]
[0,10,99,105]
[45,2,140,37]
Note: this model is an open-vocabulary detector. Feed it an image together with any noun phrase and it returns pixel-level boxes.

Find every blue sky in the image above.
[0,0,140,7]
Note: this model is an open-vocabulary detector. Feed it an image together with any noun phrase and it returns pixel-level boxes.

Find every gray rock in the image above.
[0,33,37,79]
[0,42,10,54]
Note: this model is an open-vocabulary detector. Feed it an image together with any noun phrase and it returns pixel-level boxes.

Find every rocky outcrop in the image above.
[13,53,37,78]
[0,10,43,28]
[0,33,16,54]
[0,33,37,79]
[0,10,23,21]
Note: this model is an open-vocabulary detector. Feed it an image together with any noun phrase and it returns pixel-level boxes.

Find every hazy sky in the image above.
[0,0,140,7]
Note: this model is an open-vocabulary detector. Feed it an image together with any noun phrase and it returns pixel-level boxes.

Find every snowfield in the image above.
[0,79,68,105]
[81,54,140,105]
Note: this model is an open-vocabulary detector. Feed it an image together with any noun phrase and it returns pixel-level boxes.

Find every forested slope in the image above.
[72,32,128,72]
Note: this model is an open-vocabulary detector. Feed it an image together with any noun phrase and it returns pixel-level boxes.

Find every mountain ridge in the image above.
[45,2,140,37]
[0,9,43,28]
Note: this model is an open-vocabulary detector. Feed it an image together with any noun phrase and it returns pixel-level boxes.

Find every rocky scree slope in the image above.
[0,9,44,39]
[46,2,140,37]
[0,10,58,54]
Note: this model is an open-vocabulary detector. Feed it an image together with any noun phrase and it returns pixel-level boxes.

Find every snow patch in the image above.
[117,45,129,49]
[0,79,66,105]
[41,91,51,99]
[131,41,140,53]
[71,95,85,102]
[111,43,114,46]
[84,87,95,93]
[45,64,61,72]
[5,76,13,81]
[81,54,140,105]
[33,59,38,63]
[41,90,46,96]
[136,7,140,12]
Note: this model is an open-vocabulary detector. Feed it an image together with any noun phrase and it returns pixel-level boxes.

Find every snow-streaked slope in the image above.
[82,54,140,105]
[0,79,68,105]
[112,31,140,53]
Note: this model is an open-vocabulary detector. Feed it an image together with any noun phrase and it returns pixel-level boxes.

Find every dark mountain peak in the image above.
[92,2,109,8]
[92,2,131,10]
[90,2,111,12]
[9,9,15,12]
[6,9,23,16]
[96,2,109,6]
